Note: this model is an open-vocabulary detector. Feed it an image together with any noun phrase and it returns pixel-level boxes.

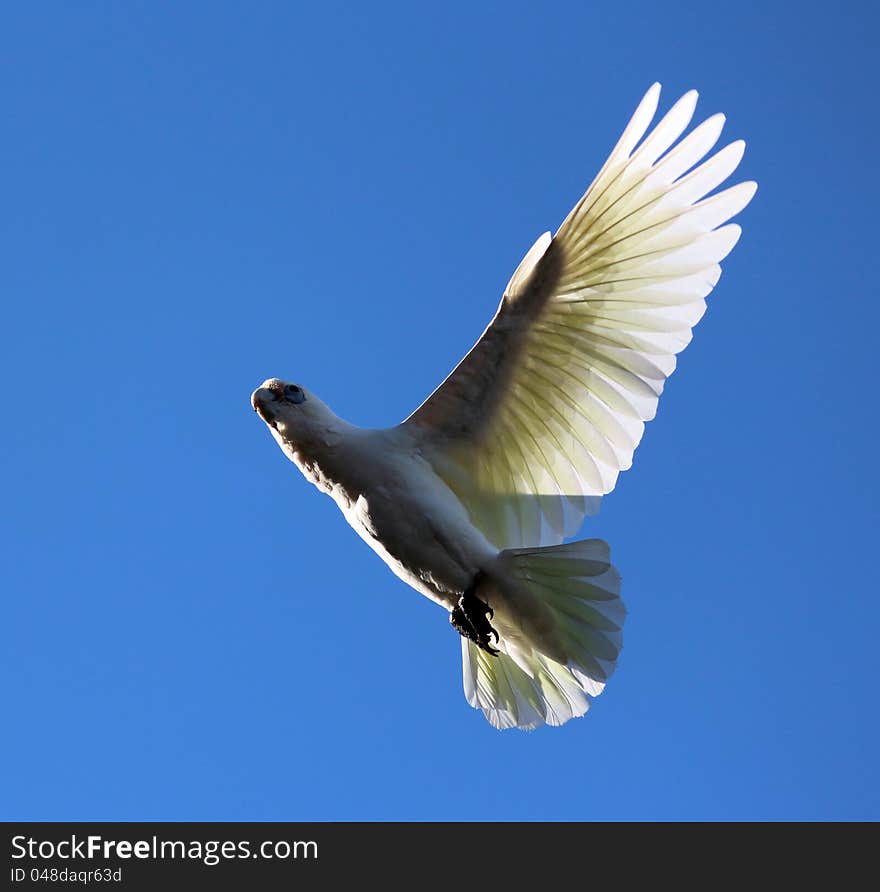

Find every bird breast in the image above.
[298,431,498,609]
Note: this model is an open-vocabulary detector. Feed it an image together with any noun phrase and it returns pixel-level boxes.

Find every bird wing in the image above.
[402,84,756,549]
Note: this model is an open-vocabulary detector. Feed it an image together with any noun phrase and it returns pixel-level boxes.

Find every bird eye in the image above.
[284,384,306,404]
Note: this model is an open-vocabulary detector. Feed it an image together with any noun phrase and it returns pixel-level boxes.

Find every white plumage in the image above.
[252,84,755,730]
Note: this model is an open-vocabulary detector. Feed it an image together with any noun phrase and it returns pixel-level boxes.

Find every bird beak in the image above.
[251,387,277,422]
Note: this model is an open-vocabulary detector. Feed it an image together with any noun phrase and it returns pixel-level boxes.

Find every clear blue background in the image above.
[3,1,877,821]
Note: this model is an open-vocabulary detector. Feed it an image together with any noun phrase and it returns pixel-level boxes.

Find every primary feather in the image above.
[404,83,756,552]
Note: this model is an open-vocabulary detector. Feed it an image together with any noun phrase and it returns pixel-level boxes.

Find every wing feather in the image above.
[403,85,755,547]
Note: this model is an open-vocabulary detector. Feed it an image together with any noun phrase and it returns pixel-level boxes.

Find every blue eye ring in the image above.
[285,384,306,404]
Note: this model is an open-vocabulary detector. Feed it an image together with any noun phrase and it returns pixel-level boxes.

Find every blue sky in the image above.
[2,2,877,821]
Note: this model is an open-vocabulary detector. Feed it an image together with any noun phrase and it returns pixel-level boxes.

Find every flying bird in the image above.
[251,84,755,730]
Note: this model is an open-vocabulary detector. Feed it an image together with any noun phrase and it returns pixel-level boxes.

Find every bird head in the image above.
[251,378,343,458]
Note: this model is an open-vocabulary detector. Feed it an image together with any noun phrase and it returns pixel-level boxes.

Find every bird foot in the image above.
[450,573,500,656]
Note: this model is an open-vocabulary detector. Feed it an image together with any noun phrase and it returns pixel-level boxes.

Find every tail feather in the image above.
[462,538,625,730]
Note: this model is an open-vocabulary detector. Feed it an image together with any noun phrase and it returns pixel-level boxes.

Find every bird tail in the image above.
[461,538,625,730]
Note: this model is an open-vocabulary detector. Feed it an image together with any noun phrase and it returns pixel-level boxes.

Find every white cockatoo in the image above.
[252,84,755,730]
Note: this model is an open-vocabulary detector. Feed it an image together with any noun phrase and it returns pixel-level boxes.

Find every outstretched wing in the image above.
[403,84,756,549]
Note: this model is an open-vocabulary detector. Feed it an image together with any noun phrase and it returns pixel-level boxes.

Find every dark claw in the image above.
[450,574,500,656]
